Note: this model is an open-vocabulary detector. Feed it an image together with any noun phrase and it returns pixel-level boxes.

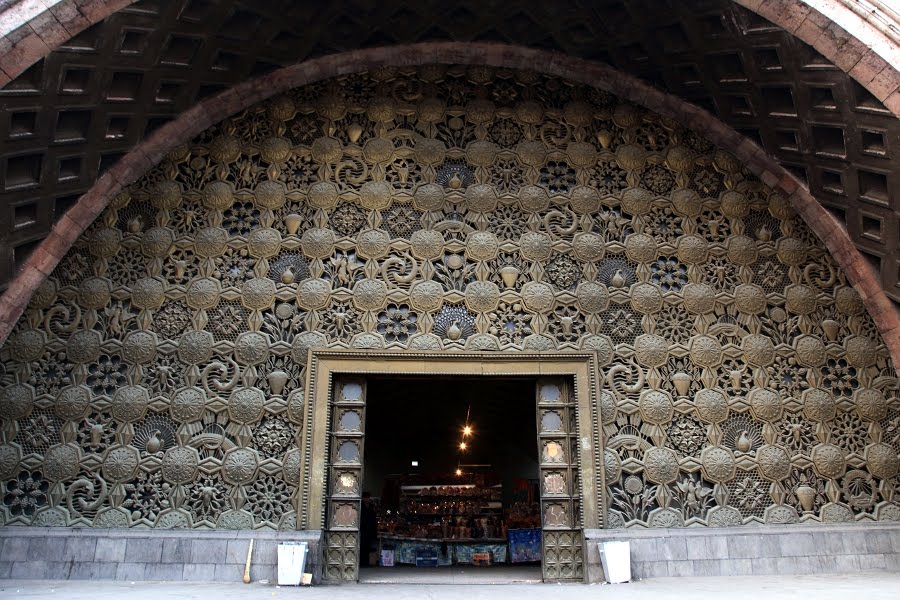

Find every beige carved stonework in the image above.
[0,66,896,534]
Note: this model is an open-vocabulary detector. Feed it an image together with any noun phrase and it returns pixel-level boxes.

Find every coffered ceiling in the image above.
[1,0,897,302]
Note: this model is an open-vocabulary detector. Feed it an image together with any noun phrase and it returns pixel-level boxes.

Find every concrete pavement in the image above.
[1,573,899,599]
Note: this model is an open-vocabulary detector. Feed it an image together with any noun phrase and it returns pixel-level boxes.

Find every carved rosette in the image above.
[228,388,265,424]
[43,444,79,482]
[785,284,817,316]
[802,388,837,422]
[575,282,609,314]
[689,335,723,368]
[638,390,673,425]
[864,443,898,480]
[186,278,221,310]
[409,281,444,313]
[111,386,149,422]
[297,278,331,311]
[464,281,500,313]
[359,181,392,211]
[412,184,444,212]
[624,233,657,264]
[643,447,679,485]
[793,335,826,368]
[742,334,775,367]
[854,389,888,423]
[203,181,234,210]
[0,445,21,480]
[695,389,729,424]
[630,283,662,315]
[194,227,228,258]
[55,385,90,421]
[682,283,715,315]
[248,228,283,258]
[78,277,112,310]
[142,227,175,256]
[465,231,499,262]
[701,446,736,483]
[811,444,846,480]
[102,446,140,482]
[519,232,552,262]
[222,448,258,485]
[520,186,550,213]
[291,332,327,363]
[845,336,877,368]
[301,228,336,258]
[352,279,388,312]
[726,235,758,266]
[0,385,33,422]
[10,329,44,362]
[122,331,157,365]
[67,330,101,364]
[634,334,669,368]
[521,282,555,313]
[757,445,791,481]
[357,229,391,260]
[241,278,277,310]
[308,181,339,210]
[835,287,865,316]
[748,388,782,422]
[170,387,206,423]
[409,229,445,260]
[131,277,165,310]
[734,284,767,315]
[162,446,199,484]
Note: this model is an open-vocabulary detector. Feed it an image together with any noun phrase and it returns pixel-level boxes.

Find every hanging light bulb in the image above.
[455,468,462,476]
[462,425,472,437]
[459,441,467,451]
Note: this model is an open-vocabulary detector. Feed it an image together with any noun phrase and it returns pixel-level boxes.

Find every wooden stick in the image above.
[243,539,254,583]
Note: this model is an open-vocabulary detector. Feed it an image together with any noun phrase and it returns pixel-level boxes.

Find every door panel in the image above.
[537,378,584,582]
[323,377,366,582]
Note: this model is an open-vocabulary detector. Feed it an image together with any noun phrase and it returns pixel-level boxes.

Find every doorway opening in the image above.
[359,376,542,584]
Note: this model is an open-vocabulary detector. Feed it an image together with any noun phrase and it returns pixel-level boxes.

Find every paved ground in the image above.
[1,573,899,599]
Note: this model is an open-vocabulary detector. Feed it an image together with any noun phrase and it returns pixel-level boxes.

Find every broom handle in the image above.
[243,539,254,583]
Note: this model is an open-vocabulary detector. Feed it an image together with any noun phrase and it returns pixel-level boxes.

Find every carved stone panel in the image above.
[0,66,896,533]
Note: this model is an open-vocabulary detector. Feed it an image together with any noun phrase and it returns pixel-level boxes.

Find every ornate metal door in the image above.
[536,378,584,582]
[323,377,366,582]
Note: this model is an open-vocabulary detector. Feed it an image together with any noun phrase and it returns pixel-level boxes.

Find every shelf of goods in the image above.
[379,483,508,566]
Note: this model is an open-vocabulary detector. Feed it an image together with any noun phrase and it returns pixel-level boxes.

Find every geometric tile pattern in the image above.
[0,0,897,302]
[0,67,896,532]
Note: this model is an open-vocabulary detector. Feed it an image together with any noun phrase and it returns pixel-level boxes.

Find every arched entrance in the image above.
[0,65,896,582]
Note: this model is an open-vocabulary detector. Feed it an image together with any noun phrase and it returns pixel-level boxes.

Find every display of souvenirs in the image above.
[375,476,540,567]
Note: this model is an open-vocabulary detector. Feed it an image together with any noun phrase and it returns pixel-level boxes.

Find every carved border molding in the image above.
[300,349,604,538]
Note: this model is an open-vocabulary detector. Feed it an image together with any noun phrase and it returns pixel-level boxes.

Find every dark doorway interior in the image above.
[361,376,542,583]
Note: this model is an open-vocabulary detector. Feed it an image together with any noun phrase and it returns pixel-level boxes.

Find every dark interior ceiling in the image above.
[0,0,897,302]
[364,376,538,497]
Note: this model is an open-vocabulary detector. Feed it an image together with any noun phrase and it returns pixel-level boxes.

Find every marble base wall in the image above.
[585,523,900,582]
[0,527,324,583]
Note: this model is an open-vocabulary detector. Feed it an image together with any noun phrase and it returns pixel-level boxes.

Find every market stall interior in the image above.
[362,376,543,582]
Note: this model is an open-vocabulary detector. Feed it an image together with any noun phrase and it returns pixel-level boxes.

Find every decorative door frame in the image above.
[298,350,605,582]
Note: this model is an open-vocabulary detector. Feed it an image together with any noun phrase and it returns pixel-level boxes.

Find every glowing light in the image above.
[455,468,462,476]
[459,442,467,450]
[462,425,472,436]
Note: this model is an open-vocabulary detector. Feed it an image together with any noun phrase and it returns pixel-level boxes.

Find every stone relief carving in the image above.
[0,65,896,531]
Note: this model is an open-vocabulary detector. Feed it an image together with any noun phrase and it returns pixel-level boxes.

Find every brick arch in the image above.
[0,42,897,362]
[3,0,898,113]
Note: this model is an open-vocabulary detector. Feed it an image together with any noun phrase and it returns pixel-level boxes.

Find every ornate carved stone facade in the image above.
[0,66,897,531]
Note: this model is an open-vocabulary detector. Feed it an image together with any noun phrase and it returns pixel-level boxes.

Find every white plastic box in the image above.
[600,541,631,583]
[277,542,308,586]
